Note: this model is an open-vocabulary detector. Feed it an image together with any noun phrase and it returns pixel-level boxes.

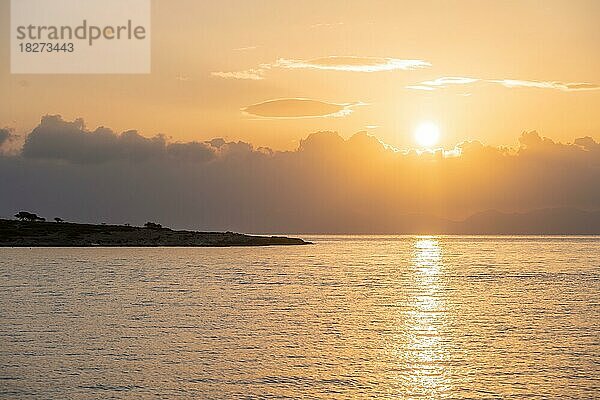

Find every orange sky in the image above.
[1,0,599,150]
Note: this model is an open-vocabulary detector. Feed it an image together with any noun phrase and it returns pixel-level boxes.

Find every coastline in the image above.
[0,219,310,247]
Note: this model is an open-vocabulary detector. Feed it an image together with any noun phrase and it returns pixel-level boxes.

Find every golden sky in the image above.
[1,0,599,150]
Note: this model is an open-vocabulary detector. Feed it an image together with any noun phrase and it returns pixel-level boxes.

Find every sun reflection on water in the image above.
[404,236,451,398]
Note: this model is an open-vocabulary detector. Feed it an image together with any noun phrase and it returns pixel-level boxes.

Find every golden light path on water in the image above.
[400,237,450,397]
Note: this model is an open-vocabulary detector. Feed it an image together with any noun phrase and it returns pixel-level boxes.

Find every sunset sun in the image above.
[414,122,440,148]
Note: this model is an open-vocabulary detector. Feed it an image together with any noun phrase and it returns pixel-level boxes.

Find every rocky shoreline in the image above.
[0,219,310,247]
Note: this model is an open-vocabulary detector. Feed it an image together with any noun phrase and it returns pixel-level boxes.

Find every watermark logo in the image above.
[11,0,150,74]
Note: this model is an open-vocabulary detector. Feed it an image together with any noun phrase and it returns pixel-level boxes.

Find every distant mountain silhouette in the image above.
[310,208,600,234]
[448,208,600,235]
[259,208,600,234]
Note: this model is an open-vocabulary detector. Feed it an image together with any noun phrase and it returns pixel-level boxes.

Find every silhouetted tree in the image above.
[144,222,162,229]
[14,211,45,222]
[54,217,64,223]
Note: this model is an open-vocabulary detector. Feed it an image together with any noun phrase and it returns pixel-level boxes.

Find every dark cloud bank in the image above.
[1,115,599,233]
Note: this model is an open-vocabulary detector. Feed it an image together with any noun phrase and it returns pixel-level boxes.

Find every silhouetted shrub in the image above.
[144,222,163,229]
[14,211,45,222]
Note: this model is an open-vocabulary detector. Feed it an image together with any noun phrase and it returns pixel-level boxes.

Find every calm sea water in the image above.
[1,236,599,399]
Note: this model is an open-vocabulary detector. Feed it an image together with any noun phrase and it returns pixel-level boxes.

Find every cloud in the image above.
[405,85,436,91]
[211,56,430,80]
[211,69,266,80]
[564,83,600,91]
[408,76,600,92]
[420,76,480,87]
[275,56,431,72]
[575,136,600,151]
[175,74,190,82]
[22,116,165,164]
[164,141,217,163]
[0,128,20,155]
[492,79,600,91]
[232,46,258,51]
[309,22,345,28]
[0,129,11,147]
[21,115,225,164]
[1,116,599,233]
[242,98,358,118]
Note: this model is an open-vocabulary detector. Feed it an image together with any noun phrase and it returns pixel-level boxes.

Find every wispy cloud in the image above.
[407,76,599,92]
[491,79,600,91]
[211,56,430,80]
[562,83,600,91]
[232,46,258,51]
[175,73,190,82]
[276,56,431,72]
[405,85,436,91]
[211,68,267,80]
[242,98,360,119]
[420,76,480,87]
[310,22,345,28]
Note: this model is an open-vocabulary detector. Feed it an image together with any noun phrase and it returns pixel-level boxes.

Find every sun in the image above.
[414,122,440,148]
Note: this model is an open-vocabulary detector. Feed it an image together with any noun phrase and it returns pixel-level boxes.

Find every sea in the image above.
[1,236,599,399]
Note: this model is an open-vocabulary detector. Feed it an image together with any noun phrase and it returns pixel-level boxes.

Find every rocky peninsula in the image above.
[0,219,310,247]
